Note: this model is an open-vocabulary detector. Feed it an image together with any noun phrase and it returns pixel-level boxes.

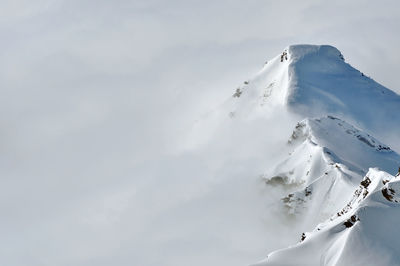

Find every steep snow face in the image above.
[257,168,400,266]
[286,45,400,133]
[264,116,400,230]
[227,44,400,141]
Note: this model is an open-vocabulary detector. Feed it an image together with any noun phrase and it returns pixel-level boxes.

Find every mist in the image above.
[2,1,400,265]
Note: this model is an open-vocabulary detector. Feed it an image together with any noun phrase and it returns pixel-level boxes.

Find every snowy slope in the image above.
[256,168,400,266]
[263,115,400,232]
[225,44,400,143]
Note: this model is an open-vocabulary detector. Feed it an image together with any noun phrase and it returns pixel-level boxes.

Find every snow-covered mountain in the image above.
[192,44,400,265]
[248,45,400,265]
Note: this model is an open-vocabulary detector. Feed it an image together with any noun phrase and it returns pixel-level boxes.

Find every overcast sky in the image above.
[1,1,400,265]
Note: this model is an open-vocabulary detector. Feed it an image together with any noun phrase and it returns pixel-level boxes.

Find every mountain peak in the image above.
[227,44,400,140]
[286,44,344,62]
